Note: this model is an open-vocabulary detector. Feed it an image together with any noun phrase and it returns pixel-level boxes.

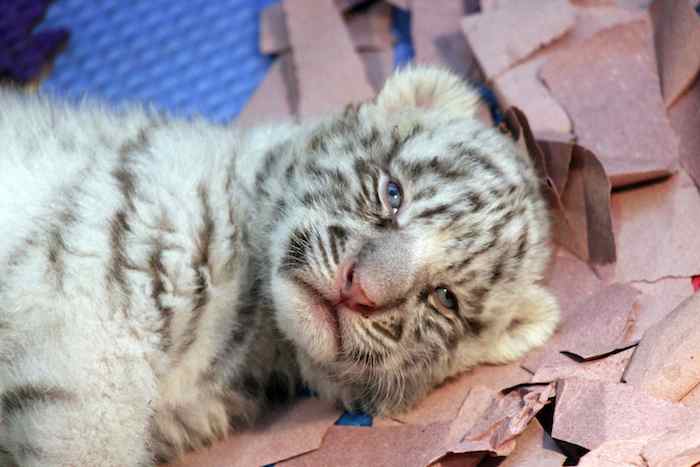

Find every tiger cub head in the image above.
[267,66,559,415]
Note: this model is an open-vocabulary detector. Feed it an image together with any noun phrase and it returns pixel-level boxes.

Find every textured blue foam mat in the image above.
[38,0,278,122]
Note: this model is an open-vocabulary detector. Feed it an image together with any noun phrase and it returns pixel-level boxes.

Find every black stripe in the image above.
[175,185,214,360]
[466,191,485,212]
[107,209,132,317]
[372,319,404,342]
[149,241,173,352]
[327,225,348,265]
[1,385,73,417]
[359,127,380,151]
[264,371,293,404]
[316,232,331,274]
[279,228,313,272]
[349,347,386,367]
[414,204,451,220]
[412,186,437,202]
[463,286,488,315]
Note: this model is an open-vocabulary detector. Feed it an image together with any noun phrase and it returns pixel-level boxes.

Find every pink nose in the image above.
[338,261,377,315]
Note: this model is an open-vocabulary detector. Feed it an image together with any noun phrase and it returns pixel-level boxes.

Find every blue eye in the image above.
[385,180,403,212]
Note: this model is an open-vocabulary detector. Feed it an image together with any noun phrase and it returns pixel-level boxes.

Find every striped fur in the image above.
[0,66,558,466]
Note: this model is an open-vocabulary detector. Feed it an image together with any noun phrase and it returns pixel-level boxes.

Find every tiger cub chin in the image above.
[0,66,558,466]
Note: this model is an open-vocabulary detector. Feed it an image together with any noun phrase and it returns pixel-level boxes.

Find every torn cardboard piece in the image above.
[282,384,553,467]
[552,377,700,450]
[670,73,700,189]
[235,53,297,127]
[446,384,555,458]
[167,397,340,467]
[493,419,567,467]
[650,0,700,107]
[541,19,679,187]
[578,424,700,467]
[280,423,452,467]
[393,362,530,425]
[494,60,572,135]
[626,278,694,343]
[360,49,395,92]
[524,283,639,373]
[623,293,700,404]
[461,0,575,80]
[556,284,640,362]
[411,0,480,81]
[543,249,603,322]
[532,347,635,384]
[503,107,616,273]
[492,4,642,136]
[612,170,700,282]
[261,1,393,55]
[283,0,375,118]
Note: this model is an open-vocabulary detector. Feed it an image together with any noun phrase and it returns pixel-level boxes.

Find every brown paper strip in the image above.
[283,0,375,118]
[650,0,700,108]
[411,0,479,81]
[261,2,393,55]
[360,49,395,92]
[670,75,700,189]
[503,107,616,272]
[235,53,297,127]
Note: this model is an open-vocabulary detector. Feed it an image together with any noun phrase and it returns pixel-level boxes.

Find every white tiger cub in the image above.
[0,66,559,466]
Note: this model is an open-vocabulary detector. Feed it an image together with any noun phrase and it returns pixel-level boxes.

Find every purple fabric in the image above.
[0,0,69,83]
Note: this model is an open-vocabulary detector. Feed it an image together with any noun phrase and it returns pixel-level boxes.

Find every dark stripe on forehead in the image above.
[412,186,437,202]
[414,203,451,220]
[360,127,380,151]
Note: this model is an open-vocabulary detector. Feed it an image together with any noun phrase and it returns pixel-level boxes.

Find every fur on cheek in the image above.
[270,275,337,364]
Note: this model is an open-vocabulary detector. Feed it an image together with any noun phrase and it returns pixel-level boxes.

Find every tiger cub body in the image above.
[0,67,558,466]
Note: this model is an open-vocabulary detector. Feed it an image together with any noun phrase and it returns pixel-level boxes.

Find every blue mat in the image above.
[38,0,278,122]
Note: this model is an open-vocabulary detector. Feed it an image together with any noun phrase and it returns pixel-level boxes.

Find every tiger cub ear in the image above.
[374,65,482,119]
